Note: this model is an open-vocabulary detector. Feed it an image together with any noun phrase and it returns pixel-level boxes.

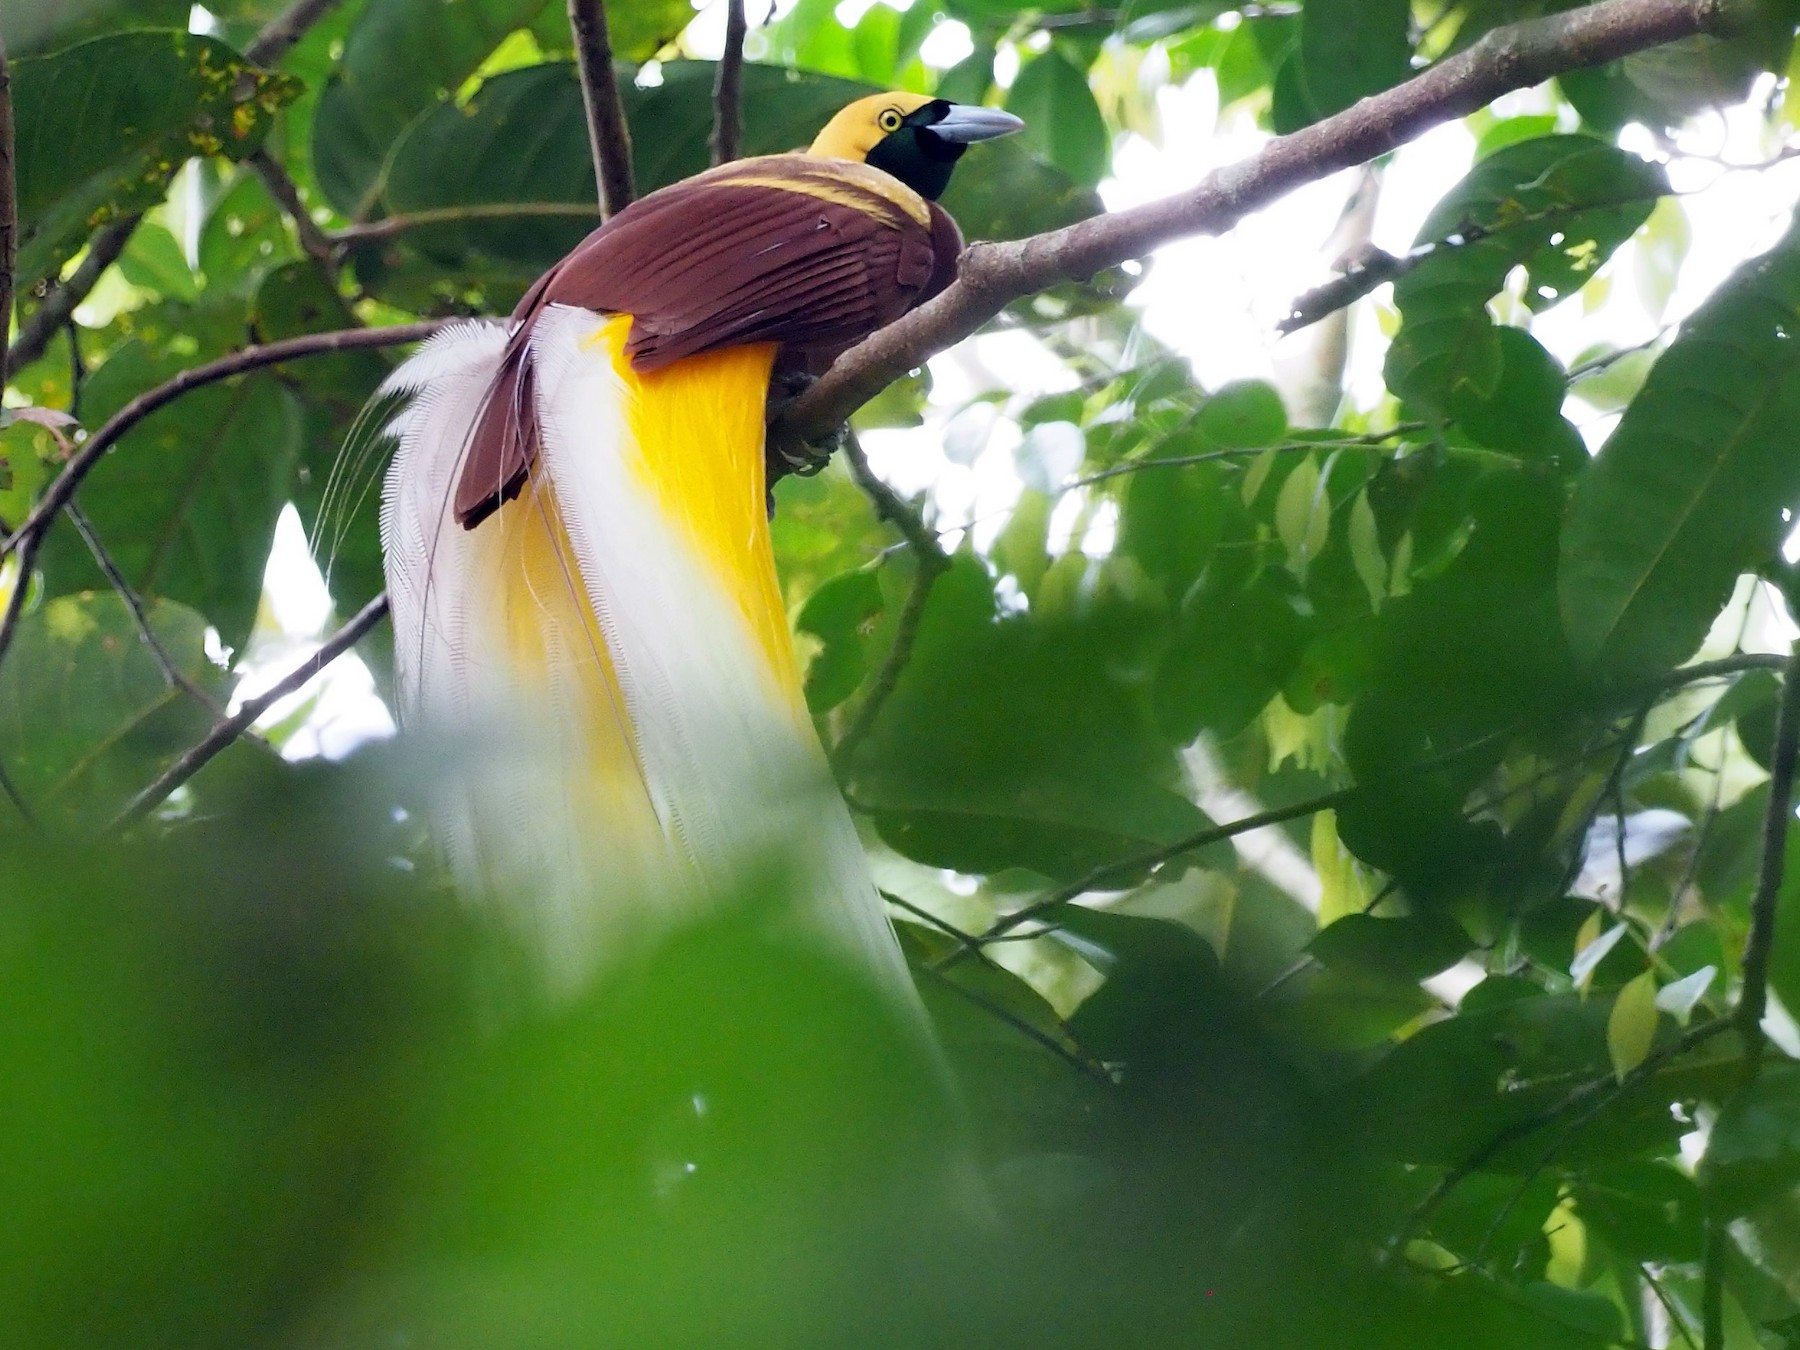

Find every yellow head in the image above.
[807,92,1024,201]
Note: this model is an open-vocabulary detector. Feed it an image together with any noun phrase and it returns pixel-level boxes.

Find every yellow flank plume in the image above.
[594,317,807,712]
[497,470,661,836]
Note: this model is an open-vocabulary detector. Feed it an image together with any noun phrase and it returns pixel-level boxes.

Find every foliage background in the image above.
[9,0,1800,1345]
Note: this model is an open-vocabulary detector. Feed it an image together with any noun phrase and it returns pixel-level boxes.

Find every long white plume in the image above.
[379,311,914,999]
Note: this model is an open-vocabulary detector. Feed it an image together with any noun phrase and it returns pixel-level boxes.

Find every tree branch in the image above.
[1733,640,1800,1069]
[0,521,42,678]
[711,0,748,166]
[64,500,225,715]
[244,0,345,65]
[1,322,449,564]
[567,0,636,217]
[249,150,339,279]
[0,29,15,396]
[5,215,136,378]
[771,0,1756,451]
[329,201,599,245]
[111,592,390,828]
[830,435,951,774]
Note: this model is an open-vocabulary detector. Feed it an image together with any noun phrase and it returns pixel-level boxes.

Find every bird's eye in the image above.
[878,108,903,132]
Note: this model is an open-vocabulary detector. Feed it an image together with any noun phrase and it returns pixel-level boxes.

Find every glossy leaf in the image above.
[0,593,219,825]
[1005,50,1110,188]
[312,0,555,214]
[45,342,304,654]
[1560,218,1800,677]
[1386,136,1664,416]
[368,61,1101,286]
[12,31,296,284]
[1298,0,1411,119]
[1606,969,1659,1081]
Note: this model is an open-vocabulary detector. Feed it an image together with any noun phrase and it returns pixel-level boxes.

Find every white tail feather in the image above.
[380,310,914,998]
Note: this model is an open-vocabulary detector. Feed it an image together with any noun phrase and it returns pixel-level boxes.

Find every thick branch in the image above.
[1,322,448,562]
[567,0,636,217]
[0,30,15,395]
[112,592,390,827]
[773,0,1754,450]
[711,0,748,166]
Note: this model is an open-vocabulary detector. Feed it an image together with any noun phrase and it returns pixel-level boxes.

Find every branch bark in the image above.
[0,30,15,394]
[711,0,748,166]
[771,0,1755,452]
[244,0,345,65]
[0,321,449,563]
[1733,640,1800,1071]
[249,150,339,279]
[567,0,636,217]
[6,215,136,379]
[112,592,390,828]
[830,435,950,775]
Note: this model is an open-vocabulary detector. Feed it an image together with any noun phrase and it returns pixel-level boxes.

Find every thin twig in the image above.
[249,151,338,279]
[567,0,636,217]
[111,593,390,828]
[1641,1262,1700,1350]
[885,887,1110,1084]
[0,753,34,825]
[1065,423,1428,492]
[978,783,1364,947]
[63,500,224,715]
[6,216,136,378]
[243,0,344,65]
[329,201,599,244]
[772,0,1758,451]
[1388,1014,1736,1260]
[0,522,42,677]
[831,435,951,773]
[0,29,15,396]
[1,322,448,563]
[1734,640,1800,1071]
[711,0,748,166]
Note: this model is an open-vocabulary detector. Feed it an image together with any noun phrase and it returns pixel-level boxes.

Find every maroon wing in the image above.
[454,156,952,528]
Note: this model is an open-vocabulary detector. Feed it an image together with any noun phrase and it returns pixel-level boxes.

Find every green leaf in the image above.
[1308,912,1474,983]
[1606,969,1659,1081]
[1196,379,1286,448]
[1298,0,1411,119]
[198,168,300,292]
[1386,136,1665,417]
[796,568,887,713]
[1004,50,1110,188]
[12,31,297,284]
[367,62,1101,288]
[44,342,303,654]
[0,593,219,825]
[1559,219,1800,676]
[527,0,693,61]
[118,222,200,303]
[1702,1065,1800,1217]
[312,0,554,214]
